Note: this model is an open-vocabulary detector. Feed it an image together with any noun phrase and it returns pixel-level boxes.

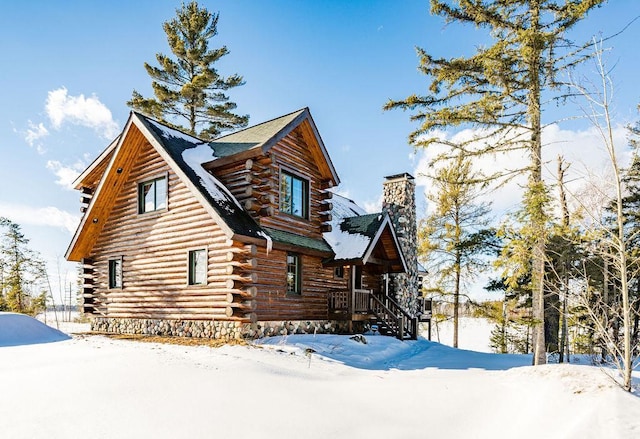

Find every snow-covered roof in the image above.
[139,114,270,243]
[67,110,402,265]
[324,194,406,272]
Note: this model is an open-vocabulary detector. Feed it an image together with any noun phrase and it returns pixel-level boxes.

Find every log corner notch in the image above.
[225,243,259,322]
[81,258,95,314]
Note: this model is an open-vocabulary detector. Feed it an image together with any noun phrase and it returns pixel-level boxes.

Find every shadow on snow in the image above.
[257,333,532,371]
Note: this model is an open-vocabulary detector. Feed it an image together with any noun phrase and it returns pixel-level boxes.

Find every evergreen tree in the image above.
[385,0,605,365]
[0,218,47,316]
[419,154,495,348]
[128,1,248,140]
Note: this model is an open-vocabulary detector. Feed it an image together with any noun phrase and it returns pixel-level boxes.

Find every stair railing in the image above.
[370,293,418,340]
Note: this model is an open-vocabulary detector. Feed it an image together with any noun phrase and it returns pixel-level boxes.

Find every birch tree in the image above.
[570,40,637,391]
[385,0,605,365]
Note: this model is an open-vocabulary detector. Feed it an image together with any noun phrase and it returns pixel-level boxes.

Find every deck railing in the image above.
[328,289,371,314]
[328,290,350,311]
[327,289,420,340]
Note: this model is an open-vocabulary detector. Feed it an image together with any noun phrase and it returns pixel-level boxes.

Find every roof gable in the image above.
[324,194,407,272]
[138,114,268,242]
[204,108,340,185]
[66,112,270,261]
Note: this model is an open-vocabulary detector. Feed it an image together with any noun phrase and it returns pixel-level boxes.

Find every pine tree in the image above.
[128,1,248,140]
[419,154,495,348]
[385,0,605,365]
[0,218,47,316]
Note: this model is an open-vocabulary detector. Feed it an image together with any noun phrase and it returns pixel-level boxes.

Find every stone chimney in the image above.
[382,173,418,315]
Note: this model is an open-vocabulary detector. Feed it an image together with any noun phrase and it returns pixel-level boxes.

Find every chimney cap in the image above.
[383,172,415,182]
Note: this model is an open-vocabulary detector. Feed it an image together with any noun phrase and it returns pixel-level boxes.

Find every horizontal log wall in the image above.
[253,246,347,321]
[89,140,254,321]
[213,126,329,239]
[260,129,326,239]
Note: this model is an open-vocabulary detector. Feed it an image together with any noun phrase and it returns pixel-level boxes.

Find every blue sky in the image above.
[1,1,639,300]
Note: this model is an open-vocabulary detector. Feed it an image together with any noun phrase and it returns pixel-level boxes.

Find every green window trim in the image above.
[188,249,207,286]
[280,170,309,219]
[138,175,168,214]
[108,257,122,289]
[286,252,302,295]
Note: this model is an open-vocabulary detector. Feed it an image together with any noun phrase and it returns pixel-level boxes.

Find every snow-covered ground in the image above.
[1,312,640,438]
[427,316,495,353]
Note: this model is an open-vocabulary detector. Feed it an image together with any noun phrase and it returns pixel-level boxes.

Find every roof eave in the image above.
[66,116,135,261]
[72,134,121,190]
[361,214,408,273]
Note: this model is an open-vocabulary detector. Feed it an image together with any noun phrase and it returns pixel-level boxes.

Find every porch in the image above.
[328,289,432,340]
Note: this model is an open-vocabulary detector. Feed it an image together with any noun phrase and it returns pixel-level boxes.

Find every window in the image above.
[108,257,122,289]
[188,249,207,285]
[280,171,308,218]
[138,176,167,214]
[334,266,345,279]
[286,253,302,294]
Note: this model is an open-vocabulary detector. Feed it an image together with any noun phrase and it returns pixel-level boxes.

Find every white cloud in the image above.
[413,123,631,219]
[46,160,85,190]
[45,87,119,139]
[0,203,80,234]
[24,120,49,152]
[363,194,384,214]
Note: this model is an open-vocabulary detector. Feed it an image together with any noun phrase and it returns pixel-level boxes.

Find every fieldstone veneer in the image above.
[382,173,419,316]
[91,317,356,340]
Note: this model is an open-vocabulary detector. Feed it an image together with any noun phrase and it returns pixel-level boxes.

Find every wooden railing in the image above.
[328,289,371,314]
[370,293,418,340]
[328,290,349,311]
[353,289,370,313]
[328,289,418,340]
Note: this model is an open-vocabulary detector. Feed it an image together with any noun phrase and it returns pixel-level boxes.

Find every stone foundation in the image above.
[91,317,361,340]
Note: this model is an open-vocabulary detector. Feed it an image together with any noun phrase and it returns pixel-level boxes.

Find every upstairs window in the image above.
[138,176,167,214]
[188,249,207,286]
[286,253,302,295]
[280,171,309,219]
[108,257,122,289]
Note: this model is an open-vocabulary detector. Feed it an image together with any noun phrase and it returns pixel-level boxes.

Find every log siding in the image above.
[72,111,411,336]
[88,140,253,321]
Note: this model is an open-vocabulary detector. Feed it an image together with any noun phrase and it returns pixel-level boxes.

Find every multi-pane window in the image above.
[334,266,345,279]
[138,176,167,214]
[286,253,301,294]
[108,257,122,289]
[280,171,308,218]
[188,249,207,285]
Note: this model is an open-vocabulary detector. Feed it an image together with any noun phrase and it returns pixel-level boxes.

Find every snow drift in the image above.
[0,312,70,347]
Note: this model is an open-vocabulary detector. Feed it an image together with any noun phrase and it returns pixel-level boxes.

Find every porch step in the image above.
[370,319,414,340]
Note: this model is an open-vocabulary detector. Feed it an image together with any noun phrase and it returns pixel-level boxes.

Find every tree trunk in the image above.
[528,0,546,366]
[454,251,461,348]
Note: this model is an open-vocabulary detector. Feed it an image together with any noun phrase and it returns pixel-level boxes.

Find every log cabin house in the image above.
[66,108,431,340]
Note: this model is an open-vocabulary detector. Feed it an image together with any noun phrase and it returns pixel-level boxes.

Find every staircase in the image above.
[369,292,418,340]
[327,289,420,340]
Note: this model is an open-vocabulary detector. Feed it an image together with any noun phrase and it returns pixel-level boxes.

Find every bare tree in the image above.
[569,40,637,391]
